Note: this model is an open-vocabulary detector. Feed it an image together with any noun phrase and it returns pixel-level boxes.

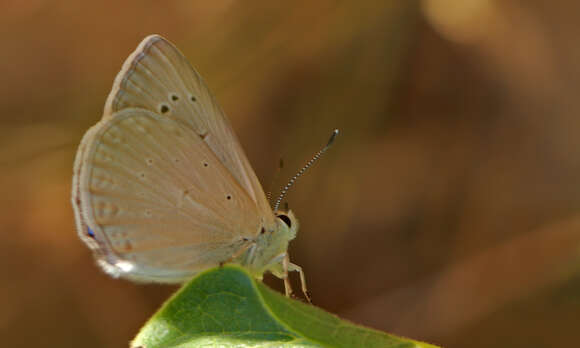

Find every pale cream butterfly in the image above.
[72,34,337,300]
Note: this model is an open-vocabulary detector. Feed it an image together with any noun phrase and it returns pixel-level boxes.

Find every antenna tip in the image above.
[326,129,339,148]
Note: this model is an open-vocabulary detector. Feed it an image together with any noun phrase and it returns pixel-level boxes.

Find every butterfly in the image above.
[71,35,332,300]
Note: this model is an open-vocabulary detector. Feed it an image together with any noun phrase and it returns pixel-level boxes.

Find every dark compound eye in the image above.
[277,214,291,228]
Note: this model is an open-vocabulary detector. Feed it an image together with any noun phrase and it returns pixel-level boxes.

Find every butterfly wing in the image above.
[103,35,274,223]
[72,35,276,282]
[74,109,266,282]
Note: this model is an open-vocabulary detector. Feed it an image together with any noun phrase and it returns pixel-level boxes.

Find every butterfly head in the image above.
[243,210,298,275]
[274,209,298,240]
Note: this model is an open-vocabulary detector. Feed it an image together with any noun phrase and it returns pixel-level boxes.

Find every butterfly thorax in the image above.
[241,210,298,277]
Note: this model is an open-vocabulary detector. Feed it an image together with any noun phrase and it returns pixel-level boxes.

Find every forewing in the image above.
[74,109,262,282]
[103,35,274,225]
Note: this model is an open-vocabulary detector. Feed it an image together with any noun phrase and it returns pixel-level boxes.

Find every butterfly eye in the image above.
[277,214,292,228]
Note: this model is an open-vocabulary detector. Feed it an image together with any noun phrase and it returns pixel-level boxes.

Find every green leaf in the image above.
[132,265,440,348]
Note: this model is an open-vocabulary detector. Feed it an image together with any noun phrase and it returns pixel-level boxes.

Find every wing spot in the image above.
[226,195,232,200]
[178,189,190,208]
[95,201,119,218]
[160,104,170,114]
[203,162,209,167]
[145,210,152,217]
[170,94,179,101]
[190,95,197,102]
[174,158,180,163]
[139,172,146,179]
[199,131,208,140]
[146,158,153,166]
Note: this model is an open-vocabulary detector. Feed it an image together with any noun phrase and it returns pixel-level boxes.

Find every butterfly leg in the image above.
[288,262,311,303]
[282,253,294,298]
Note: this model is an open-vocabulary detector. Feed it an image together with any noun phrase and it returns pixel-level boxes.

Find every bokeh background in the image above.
[2,1,580,347]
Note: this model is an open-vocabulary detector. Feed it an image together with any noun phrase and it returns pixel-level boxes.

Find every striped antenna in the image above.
[273,129,339,212]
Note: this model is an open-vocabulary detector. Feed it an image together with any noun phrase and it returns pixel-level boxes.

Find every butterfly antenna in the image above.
[273,129,339,212]
[266,158,284,205]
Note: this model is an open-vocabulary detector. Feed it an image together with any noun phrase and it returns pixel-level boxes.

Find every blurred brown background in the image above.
[2,1,580,347]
